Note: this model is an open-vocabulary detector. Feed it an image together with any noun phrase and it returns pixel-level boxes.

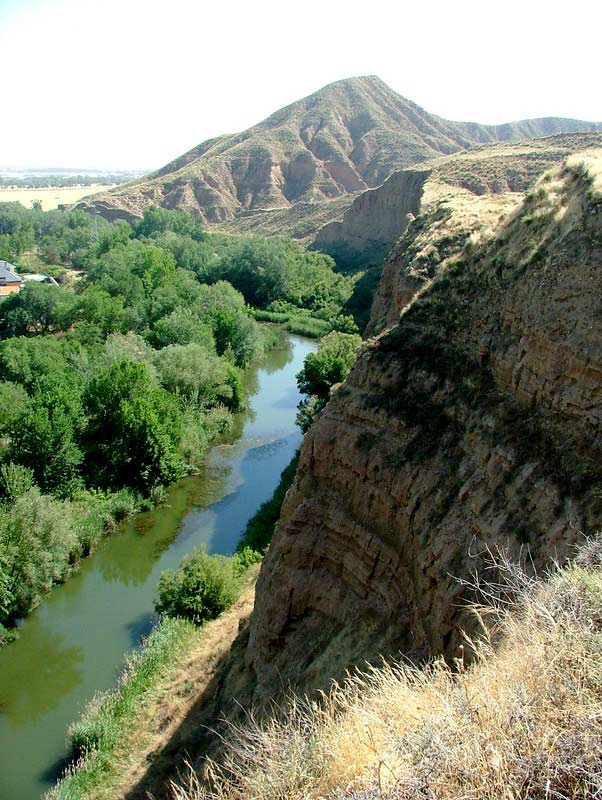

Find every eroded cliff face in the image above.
[368,132,602,334]
[312,168,429,268]
[244,153,602,701]
[366,185,522,334]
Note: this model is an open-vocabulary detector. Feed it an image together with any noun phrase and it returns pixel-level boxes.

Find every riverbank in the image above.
[0,333,315,800]
[47,566,259,800]
[0,325,282,647]
[47,441,300,798]
[0,407,235,649]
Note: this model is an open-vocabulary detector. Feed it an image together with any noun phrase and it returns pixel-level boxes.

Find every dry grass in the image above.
[471,148,602,281]
[173,542,602,800]
[565,149,602,198]
[214,194,357,241]
[422,181,521,249]
[0,184,111,210]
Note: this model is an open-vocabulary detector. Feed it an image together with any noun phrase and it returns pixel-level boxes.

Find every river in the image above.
[0,332,315,800]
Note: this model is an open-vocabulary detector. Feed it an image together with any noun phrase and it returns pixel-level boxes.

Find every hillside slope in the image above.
[245,150,602,699]
[182,543,602,800]
[314,131,602,271]
[79,76,601,233]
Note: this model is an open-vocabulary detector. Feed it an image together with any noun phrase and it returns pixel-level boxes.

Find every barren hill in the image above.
[79,76,601,230]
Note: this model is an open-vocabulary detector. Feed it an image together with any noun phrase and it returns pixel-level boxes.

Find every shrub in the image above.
[232,546,263,577]
[0,622,17,646]
[106,488,140,522]
[0,462,34,502]
[297,331,362,399]
[0,487,80,621]
[0,381,30,434]
[252,310,290,324]
[154,343,242,410]
[286,316,330,338]
[155,547,239,624]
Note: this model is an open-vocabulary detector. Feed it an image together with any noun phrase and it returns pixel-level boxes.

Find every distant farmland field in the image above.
[0,184,112,210]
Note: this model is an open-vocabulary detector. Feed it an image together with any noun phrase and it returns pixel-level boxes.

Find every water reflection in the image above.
[126,612,158,648]
[94,474,230,586]
[205,435,298,554]
[272,384,304,410]
[261,335,294,374]
[0,628,83,725]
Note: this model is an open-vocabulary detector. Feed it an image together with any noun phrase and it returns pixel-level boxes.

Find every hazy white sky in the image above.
[0,0,600,170]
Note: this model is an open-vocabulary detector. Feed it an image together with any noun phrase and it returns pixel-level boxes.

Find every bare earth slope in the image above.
[245,151,602,700]
[78,76,601,234]
[315,132,602,270]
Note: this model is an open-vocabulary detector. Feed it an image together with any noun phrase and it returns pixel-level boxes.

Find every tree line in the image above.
[0,201,363,643]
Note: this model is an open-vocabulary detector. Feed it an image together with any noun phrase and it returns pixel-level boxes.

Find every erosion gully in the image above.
[0,333,316,800]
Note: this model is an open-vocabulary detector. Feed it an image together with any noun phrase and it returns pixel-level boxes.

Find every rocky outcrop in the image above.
[244,153,602,701]
[78,77,601,236]
[367,132,602,334]
[312,168,429,268]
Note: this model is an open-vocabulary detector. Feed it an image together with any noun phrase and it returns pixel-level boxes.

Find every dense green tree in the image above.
[134,205,205,241]
[153,343,243,410]
[0,335,66,390]
[296,331,361,399]
[83,360,183,492]
[40,241,62,265]
[147,268,203,323]
[83,242,149,310]
[0,202,29,235]
[154,230,214,277]
[95,219,132,255]
[0,381,30,434]
[70,285,127,336]
[1,282,74,336]
[216,237,293,307]
[192,280,247,317]
[0,234,15,261]
[212,309,263,367]
[0,486,80,621]
[9,387,84,496]
[102,332,157,375]
[148,307,215,350]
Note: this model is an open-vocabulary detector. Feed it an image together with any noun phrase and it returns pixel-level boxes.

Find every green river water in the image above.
[0,333,316,800]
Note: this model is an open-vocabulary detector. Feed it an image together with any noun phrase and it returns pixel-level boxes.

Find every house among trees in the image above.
[0,262,23,296]
[22,273,59,287]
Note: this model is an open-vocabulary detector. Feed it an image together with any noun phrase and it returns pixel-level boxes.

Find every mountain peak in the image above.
[80,78,602,227]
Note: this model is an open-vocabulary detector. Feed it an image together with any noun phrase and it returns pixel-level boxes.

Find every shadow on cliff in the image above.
[123,625,254,800]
